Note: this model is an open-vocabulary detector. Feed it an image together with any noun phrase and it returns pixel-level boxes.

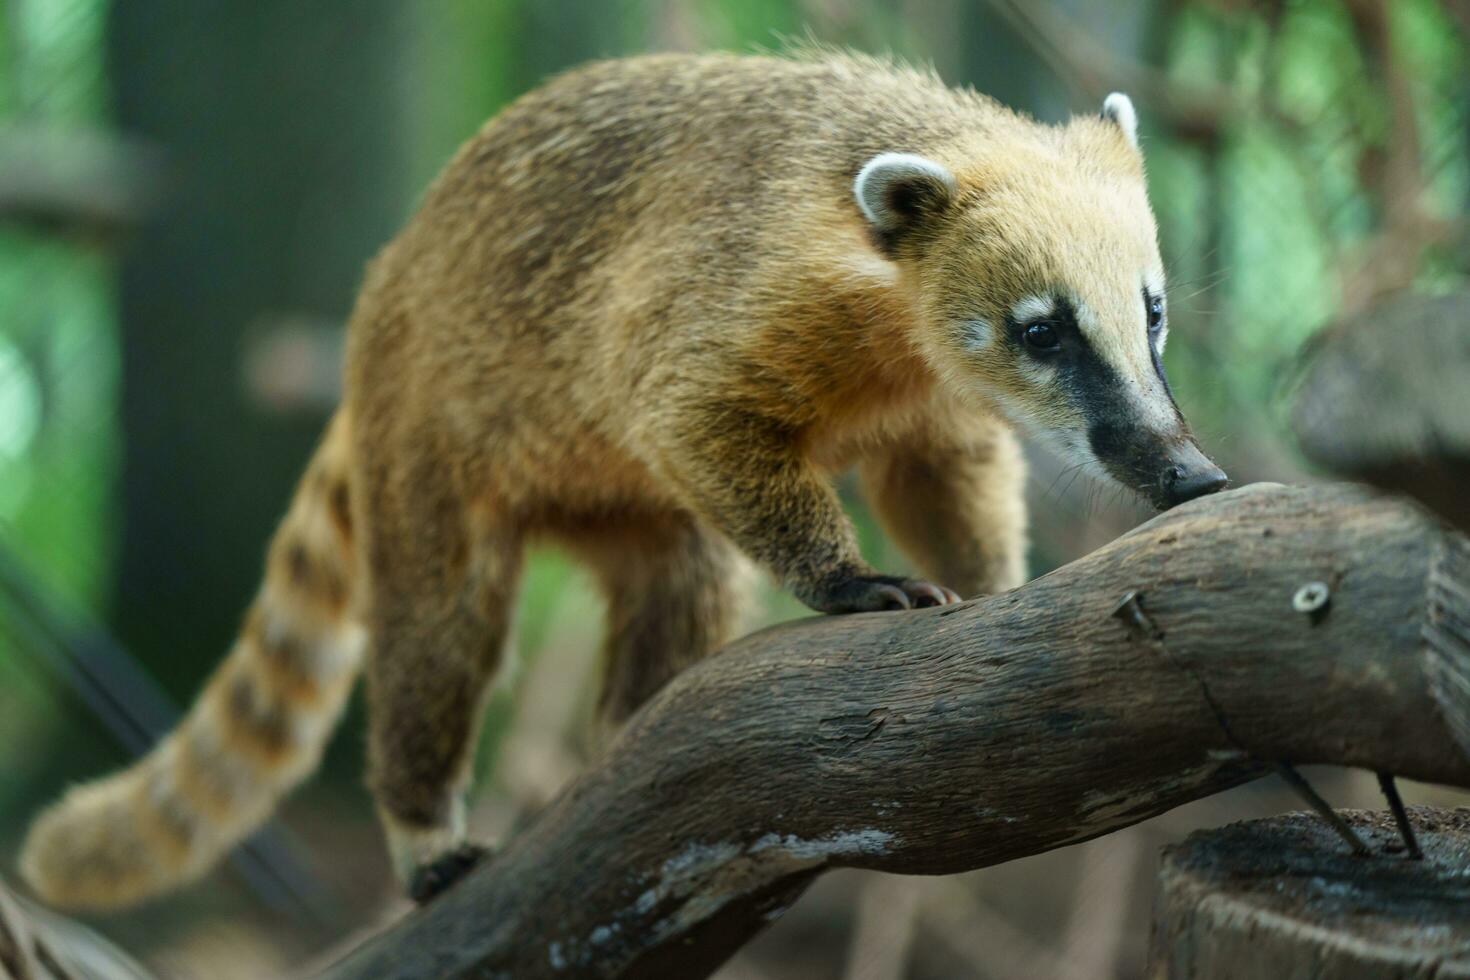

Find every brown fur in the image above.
[22,50,1174,907]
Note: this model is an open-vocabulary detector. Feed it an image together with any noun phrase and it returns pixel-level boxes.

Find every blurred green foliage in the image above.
[0,0,116,602]
[1152,0,1467,426]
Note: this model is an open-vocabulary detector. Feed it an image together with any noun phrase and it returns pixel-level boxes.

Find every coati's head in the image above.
[854,93,1226,511]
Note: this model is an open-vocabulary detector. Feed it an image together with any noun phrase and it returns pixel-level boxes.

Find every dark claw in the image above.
[409,843,489,903]
[813,575,962,613]
[874,584,911,610]
[1376,772,1423,860]
[1271,763,1370,856]
[909,582,946,607]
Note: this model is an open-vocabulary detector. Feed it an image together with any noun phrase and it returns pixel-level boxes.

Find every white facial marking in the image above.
[1102,93,1139,148]
[1024,416,1109,480]
[1054,429,1107,477]
[1073,300,1100,335]
[853,153,957,232]
[1016,356,1055,385]
[961,318,993,351]
[1010,294,1055,325]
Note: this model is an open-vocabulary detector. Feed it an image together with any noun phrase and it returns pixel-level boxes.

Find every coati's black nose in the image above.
[1160,460,1228,508]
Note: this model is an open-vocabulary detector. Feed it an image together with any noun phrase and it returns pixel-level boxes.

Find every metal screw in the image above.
[1292,581,1331,615]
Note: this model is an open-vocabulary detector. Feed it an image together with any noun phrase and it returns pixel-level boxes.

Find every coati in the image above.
[21,50,1226,910]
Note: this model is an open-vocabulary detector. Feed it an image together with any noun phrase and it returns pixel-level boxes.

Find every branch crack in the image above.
[1117,590,1249,755]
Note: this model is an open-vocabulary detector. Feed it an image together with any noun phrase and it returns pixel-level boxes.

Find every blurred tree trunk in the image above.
[105,1,409,699]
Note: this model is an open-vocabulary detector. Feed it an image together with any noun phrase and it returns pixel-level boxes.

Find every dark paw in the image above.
[811,574,961,613]
[408,844,489,904]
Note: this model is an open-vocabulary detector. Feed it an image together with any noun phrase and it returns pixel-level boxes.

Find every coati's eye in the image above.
[1022,321,1061,353]
[1146,293,1164,334]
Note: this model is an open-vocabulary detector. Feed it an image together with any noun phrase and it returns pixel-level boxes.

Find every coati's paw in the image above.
[811,574,961,613]
[408,843,489,904]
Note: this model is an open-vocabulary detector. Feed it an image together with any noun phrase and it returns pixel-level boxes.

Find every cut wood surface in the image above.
[1149,807,1470,978]
[318,483,1470,980]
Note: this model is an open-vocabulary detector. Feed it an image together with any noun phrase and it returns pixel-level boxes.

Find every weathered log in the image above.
[318,483,1470,980]
[1293,290,1470,531]
[1148,807,1470,978]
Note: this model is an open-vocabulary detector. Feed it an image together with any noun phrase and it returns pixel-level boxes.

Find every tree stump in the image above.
[1149,807,1470,979]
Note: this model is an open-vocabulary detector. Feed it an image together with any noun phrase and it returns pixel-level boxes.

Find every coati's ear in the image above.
[1101,93,1139,149]
[854,152,957,254]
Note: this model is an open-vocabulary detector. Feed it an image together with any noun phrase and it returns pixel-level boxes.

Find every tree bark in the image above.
[317,483,1470,980]
[1148,807,1470,978]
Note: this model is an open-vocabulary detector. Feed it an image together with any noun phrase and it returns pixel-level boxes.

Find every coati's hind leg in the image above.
[577,514,755,728]
[361,479,523,902]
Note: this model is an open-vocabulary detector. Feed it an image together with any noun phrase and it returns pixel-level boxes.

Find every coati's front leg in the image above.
[859,414,1027,597]
[662,406,958,612]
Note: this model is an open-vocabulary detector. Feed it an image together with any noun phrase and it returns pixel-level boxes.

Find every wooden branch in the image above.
[318,483,1470,980]
[1148,808,1470,976]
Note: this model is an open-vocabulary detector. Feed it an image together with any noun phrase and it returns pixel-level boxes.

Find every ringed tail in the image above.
[20,413,364,911]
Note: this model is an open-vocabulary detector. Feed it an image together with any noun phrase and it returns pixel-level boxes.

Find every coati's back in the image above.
[353,53,1018,415]
[340,52,1029,519]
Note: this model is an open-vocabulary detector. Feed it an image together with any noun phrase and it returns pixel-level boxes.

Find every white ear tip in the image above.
[853,152,957,231]
[1101,92,1139,147]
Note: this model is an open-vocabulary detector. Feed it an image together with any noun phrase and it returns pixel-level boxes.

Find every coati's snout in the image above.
[1159,447,1229,509]
[1077,324,1228,511]
[1088,418,1227,511]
